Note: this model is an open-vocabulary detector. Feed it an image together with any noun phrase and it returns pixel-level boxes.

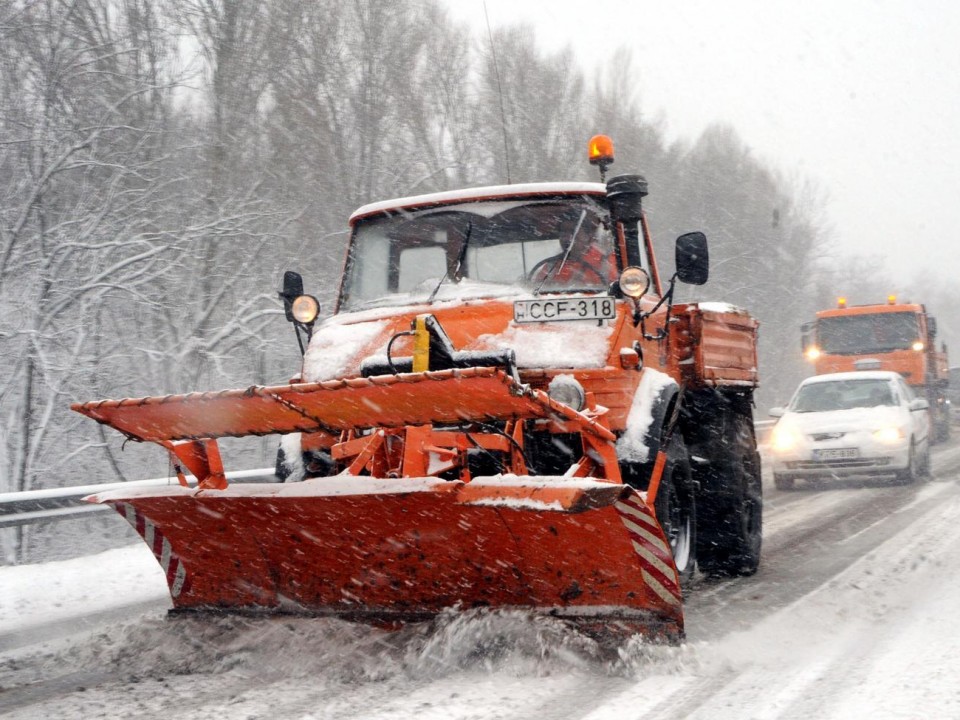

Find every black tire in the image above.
[653,433,697,587]
[275,446,296,481]
[275,444,334,482]
[937,417,951,443]
[920,441,933,479]
[774,473,794,491]
[697,414,763,577]
[894,441,918,485]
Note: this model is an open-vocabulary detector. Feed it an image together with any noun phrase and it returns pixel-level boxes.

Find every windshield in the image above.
[817,312,919,354]
[791,378,895,412]
[339,197,625,311]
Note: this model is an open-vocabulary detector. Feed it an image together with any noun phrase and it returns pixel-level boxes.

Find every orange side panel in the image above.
[72,368,561,443]
[675,306,759,388]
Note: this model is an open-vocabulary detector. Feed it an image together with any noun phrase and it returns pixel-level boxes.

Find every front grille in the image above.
[811,432,846,442]
[787,457,892,470]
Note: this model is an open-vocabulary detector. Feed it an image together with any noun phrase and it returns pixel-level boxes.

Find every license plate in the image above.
[514,296,617,323]
[813,448,860,461]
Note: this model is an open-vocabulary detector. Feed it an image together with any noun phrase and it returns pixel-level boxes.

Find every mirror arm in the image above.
[638,273,677,339]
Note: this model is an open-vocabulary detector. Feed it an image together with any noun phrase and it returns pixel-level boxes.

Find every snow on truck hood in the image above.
[302,301,616,382]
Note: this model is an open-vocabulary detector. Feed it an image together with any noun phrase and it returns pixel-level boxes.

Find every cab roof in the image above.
[349,182,607,224]
[816,303,924,319]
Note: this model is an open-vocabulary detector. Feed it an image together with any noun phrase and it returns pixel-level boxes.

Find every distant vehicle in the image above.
[801,296,950,442]
[768,371,931,490]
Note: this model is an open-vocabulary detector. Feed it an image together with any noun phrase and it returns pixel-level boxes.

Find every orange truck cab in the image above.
[802,297,950,441]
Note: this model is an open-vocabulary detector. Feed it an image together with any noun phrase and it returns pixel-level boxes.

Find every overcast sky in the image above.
[444,0,960,281]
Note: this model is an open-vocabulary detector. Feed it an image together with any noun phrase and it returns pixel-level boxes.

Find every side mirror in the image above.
[280,270,304,322]
[928,315,938,339]
[675,232,709,285]
[769,407,786,418]
[910,398,930,412]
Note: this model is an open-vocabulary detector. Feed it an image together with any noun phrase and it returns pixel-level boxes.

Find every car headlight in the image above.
[771,425,801,452]
[873,426,905,443]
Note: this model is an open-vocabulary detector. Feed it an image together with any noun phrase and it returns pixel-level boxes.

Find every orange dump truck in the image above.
[803,298,950,441]
[73,137,761,643]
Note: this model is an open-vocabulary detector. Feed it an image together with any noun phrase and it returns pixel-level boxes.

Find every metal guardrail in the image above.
[3,420,780,530]
[0,468,279,529]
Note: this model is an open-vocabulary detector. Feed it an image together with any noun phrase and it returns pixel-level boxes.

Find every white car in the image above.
[768,371,930,490]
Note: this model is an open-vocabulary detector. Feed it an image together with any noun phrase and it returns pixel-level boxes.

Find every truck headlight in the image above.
[292,295,320,324]
[548,374,586,411]
[618,267,650,298]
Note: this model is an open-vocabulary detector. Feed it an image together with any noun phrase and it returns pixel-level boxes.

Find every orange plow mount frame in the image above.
[72,368,622,486]
[74,367,685,640]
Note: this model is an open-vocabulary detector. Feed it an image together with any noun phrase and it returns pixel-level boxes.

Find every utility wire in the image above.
[483,0,511,184]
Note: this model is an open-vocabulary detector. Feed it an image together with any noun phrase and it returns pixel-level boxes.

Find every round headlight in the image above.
[548,374,586,411]
[292,295,320,324]
[618,266,650,299]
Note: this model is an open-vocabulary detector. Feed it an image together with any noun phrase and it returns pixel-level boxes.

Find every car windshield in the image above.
[791,378,895,412]
[817,312,919,354]
[339,197,622,311]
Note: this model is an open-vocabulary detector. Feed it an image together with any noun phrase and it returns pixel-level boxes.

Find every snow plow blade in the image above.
[87,476,684,641]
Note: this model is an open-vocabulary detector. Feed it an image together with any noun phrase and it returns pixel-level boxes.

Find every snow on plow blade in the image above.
[88,476,684,641]
[71,367,610,441]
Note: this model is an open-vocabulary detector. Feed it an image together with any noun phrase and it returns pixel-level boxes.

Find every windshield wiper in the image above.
[428,221,473,304]
[534,210,586,295]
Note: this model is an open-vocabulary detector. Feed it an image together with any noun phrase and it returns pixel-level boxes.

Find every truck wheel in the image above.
[652,433,697,587]
[773,474,794,491]
[697,415,763,577]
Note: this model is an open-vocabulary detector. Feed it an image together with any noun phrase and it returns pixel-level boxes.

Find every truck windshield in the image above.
[817,313,920,355]
[339,197,623,311]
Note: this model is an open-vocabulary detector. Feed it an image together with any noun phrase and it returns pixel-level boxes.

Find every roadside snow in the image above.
[0,545,167,635]
[5,485,960,718]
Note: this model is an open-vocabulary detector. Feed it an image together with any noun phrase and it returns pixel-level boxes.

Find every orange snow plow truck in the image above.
[73,136,761,643]
[802,297,950,442]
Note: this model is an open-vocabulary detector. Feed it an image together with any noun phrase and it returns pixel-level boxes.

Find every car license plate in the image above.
[514,296,616,323]
[813,448,860,461]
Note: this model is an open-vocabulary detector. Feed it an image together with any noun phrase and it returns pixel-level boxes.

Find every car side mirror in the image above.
[910,398,929,411]
[769,406,786,418]
[675,232,709,285]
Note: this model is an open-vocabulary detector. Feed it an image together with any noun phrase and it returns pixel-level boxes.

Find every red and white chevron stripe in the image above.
[614,492,683,608]
[115,501,188,598]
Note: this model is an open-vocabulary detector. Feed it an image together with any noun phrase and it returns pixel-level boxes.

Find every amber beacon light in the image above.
[588,134,615,180]
[588,135,614,164]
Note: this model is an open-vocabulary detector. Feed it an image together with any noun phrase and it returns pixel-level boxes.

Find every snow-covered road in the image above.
[5,447,960,719]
